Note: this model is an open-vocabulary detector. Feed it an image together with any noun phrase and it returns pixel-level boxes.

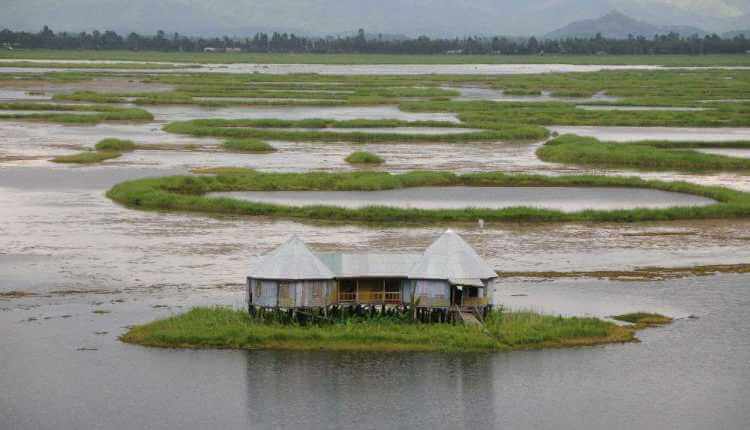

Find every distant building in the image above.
[247,230,497,313]
[225,47,242,53]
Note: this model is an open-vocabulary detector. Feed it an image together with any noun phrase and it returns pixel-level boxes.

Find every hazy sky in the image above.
[3,0,748,36]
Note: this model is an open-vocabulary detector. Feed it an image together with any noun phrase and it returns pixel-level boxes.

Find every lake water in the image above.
[1,67,750,429]
[2,274,748,430]
[144,104,461,122]
[210,186,716,212]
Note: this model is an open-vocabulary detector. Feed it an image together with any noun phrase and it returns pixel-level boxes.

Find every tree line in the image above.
[1,26,749,55]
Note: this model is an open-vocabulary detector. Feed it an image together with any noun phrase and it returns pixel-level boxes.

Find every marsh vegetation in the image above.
[538,135,750,172]
[120,306,667,352]
[106,169,750,223]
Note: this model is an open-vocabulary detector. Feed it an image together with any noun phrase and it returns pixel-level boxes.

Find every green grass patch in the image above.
[94,138,137,152]
[106,169,750,224]
[345,151,384,165]
[163,118,549,143]
[119,306,645,352]
[53,91,127,103]
[222,138,276,153]
[0,102,153,124]
[537,134,750,172]
[612,313,673,327]
[52,151,122,164]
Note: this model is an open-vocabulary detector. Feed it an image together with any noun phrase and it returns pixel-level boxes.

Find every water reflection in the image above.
[243,350,497,429]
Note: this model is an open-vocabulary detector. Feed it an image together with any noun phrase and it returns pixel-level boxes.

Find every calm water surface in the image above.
[1,275,748,430]
[210,186,716,212]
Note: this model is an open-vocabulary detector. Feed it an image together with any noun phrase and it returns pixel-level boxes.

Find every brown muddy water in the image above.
[210,186,715,212]
[2,75,750,429]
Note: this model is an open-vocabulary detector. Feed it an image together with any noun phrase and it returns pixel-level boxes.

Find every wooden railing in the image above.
[337,291,401,304]
[463,297,488,306]
[339,291,356,302]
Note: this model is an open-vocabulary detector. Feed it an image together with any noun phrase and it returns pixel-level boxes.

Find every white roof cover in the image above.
[248,236,335,280]
[408,230,497,280]
[316,252,421,278]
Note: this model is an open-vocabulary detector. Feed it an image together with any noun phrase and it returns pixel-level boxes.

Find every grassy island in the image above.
[120,307,671,352]
[52,138,138,164]
[163,118,549,143]
[0,102,153,124]
[106,168,750,223]
[538,135,750,172]
[52,150,122,164]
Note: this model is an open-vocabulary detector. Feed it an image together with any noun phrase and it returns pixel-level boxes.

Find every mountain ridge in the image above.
[545,11,706,39]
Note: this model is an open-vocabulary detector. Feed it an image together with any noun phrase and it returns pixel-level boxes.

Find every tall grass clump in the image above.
[222,138,276,153]
[345,151,384,165]
[94,138,137,152]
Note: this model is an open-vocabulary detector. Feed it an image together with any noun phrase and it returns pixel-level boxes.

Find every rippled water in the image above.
[211,186,716,212]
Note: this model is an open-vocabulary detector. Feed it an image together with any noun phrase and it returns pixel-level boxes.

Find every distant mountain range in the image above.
[2,1,750,38]
[545,11,706,39]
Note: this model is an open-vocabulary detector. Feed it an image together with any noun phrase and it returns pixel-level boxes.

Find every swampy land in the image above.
[2,55,750,429]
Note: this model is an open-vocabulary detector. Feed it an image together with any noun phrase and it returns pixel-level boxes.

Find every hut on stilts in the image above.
[247,230,497,322]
